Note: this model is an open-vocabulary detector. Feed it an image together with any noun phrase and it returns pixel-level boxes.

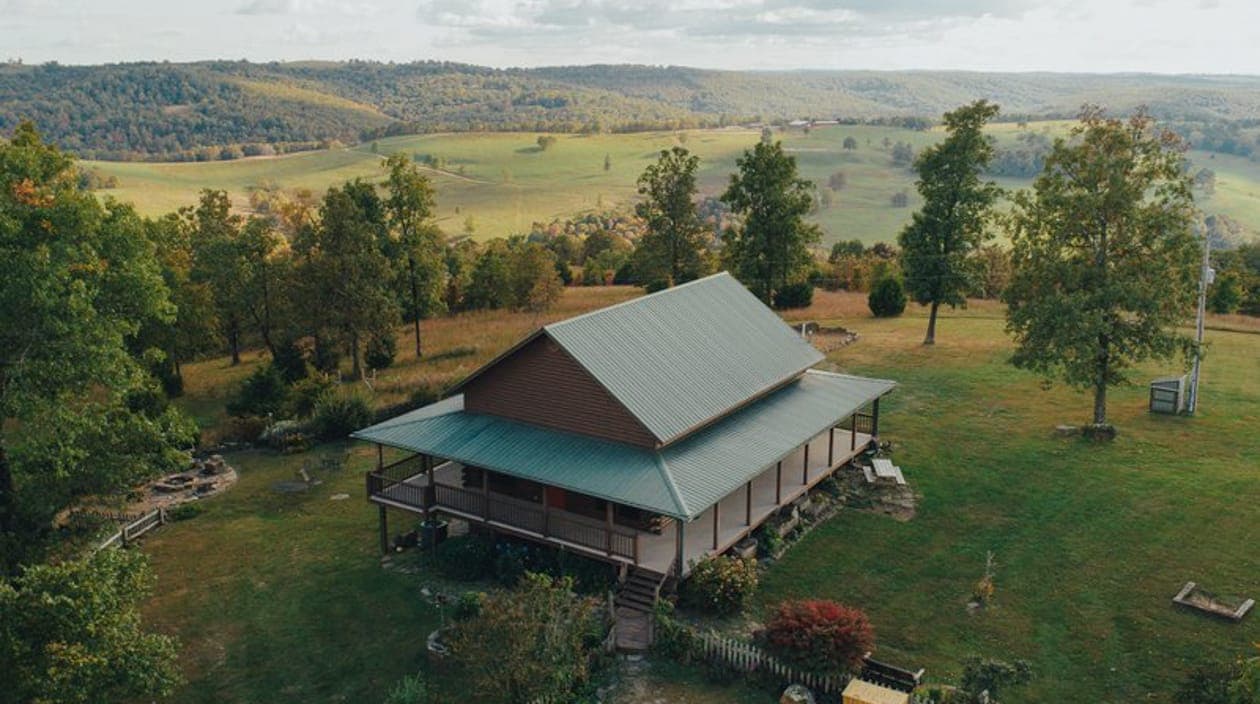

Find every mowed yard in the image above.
[146,287,1260,703]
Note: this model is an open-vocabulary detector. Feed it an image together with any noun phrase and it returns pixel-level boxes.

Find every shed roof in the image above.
[452,272,824,446]
[354,370,894,519]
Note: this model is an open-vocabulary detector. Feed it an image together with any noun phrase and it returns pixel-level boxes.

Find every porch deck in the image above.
[369,426,872,577]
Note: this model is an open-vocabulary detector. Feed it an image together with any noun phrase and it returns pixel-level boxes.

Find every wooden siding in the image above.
[463,334,658,448]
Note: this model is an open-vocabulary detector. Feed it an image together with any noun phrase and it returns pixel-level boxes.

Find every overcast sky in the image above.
[1,0,1257,74]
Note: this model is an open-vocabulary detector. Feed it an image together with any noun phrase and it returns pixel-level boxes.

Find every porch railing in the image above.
[367,471,639,563]
[839,411,875,435]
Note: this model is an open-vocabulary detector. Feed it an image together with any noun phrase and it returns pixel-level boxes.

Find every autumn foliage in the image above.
[760,599,874,673]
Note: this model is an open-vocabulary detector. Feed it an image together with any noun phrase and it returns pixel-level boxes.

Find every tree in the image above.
[891,141,915,167]
[603,153,611,172]
[890,191,909,207]
[466,240,512,310]
[868,275,908,317]
[446,573,603,704]
[383,154,445,358]
[508,240,563,314]
[1209,270,1244,314]
[294,180,399,379]
[536,135,557,151]
[0,548,181,704]
[0,124,193,567]
[721,141,821,305]
[189,190,248,364]
[760,127,774,145]
[829,239,865,262]
[633,147,707,289]
[237,216,290,360]
[898,100,1002,345]
[1005,108,1200,433]
[827,171,847,190]
[843,136,858,150]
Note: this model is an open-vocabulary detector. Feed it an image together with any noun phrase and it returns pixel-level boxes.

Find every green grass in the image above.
[87,123,1260,246]
[139,446,444,703]
[758,304,1260,703]
[151,289,1260,703]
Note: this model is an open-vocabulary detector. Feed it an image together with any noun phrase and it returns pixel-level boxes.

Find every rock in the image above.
[330,493,350,501]
[1054,424,1079,437]
[780,684,816,704]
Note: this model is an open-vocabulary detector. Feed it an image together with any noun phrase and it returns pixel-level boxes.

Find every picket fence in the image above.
[95,507,167,551]
[692,630,848,696]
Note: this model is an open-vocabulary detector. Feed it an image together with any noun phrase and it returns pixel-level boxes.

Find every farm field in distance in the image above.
[86,123,1260,246]
[153,286,1260,704]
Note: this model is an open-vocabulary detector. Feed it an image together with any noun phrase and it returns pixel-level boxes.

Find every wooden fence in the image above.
[95,507,167,552]
[692,630,848,696]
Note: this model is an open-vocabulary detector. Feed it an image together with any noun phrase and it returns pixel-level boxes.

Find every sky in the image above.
[1,0,1258,74]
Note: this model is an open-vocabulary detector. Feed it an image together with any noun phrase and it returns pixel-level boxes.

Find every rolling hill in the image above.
[6,61,1260,160]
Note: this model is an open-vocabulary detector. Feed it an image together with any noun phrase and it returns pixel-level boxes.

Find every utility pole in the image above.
[1186,228,1213,415]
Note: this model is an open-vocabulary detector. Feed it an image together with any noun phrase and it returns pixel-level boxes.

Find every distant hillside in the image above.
[4,61,1260,160]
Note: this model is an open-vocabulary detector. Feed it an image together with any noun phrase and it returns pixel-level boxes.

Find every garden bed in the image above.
[1172,582,1254,622]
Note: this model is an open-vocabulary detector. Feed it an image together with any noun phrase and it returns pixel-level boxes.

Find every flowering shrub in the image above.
[680,556,758,616]
[760,599,874,673]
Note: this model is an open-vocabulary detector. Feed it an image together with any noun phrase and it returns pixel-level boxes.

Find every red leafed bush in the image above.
[760,599,874,673]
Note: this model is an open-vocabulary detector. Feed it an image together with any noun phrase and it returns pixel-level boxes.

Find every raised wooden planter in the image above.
[1173,582,1254,622]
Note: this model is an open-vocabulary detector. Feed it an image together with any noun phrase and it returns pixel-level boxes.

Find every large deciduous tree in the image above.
[633,146,707,290]
[0,123,193,566]
[899,100,1001,345]
[0,548,181,704]
[721,141,820,306]
[1004,108,1200,434]
[383,154,446,358]
[294,180,398,379]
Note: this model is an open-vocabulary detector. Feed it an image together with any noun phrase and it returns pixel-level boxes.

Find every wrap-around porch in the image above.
[368,416,875,578]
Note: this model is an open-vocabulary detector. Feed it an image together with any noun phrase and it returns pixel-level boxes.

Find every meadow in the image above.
[87,124,1260,246]
[145,285,1260,703]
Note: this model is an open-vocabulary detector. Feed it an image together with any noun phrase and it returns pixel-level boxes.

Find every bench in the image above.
[872,458,907,486]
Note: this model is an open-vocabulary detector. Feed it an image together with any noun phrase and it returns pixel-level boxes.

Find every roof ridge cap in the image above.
[544,272,732,334]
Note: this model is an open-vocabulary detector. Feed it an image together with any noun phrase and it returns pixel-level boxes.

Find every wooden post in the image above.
[481,469,490,520]
[421,455,431,524]
[675,521,686,579]
[712,502,720,550]
[851,416,857,451]
[775,461,782,504]
[376,443,383,471]
[378,505,388,554]
[828,427,835,466]
[803,444,810,485]
[605,501,614,555]
[872,398,881,438]
[744,481,752,526]
[541,487,550,537]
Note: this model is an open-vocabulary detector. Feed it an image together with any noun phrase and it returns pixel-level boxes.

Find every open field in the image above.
[87,124,1260,246]
[155,286,1260,703]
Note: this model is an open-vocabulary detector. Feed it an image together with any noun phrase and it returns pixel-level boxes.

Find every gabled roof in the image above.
[355,370,896,520]
[453,272,824,446]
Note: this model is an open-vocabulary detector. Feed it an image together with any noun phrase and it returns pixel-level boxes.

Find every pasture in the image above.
[149,286,1260,703]
[87,124,1260,246]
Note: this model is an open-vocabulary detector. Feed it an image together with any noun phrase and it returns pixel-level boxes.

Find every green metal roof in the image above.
[353,370,895,520]
[452,272,825,446]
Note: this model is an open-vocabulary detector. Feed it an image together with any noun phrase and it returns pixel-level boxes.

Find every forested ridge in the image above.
[6,60,1260,160]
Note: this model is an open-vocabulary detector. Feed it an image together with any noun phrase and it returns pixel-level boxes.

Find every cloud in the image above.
[236,0,378,16]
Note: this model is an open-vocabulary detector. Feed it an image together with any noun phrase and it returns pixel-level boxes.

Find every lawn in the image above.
[86,123,1260,246]
[152,287,1260,703]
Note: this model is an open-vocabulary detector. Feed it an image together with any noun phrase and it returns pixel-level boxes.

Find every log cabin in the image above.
[354,272,895,587]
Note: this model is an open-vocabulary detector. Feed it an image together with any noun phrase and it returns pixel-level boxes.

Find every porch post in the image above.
[851,415,857,451]
[378,505,388,554]
[745,481,752,526]
[828,427,835,466]
[775,461,782,504]
[712,502,720,550]
[541,487,550,537]
[605,501,614,556]
[421,455,431,523]
[872,398,881,439]
[376,443,383,471]
[675,521,686,579]
[481,469,489,520]
[802,443,809,485]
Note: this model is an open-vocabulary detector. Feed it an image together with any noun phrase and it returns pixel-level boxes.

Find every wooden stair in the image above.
[614,568,666,652]
[615,567,664,614]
